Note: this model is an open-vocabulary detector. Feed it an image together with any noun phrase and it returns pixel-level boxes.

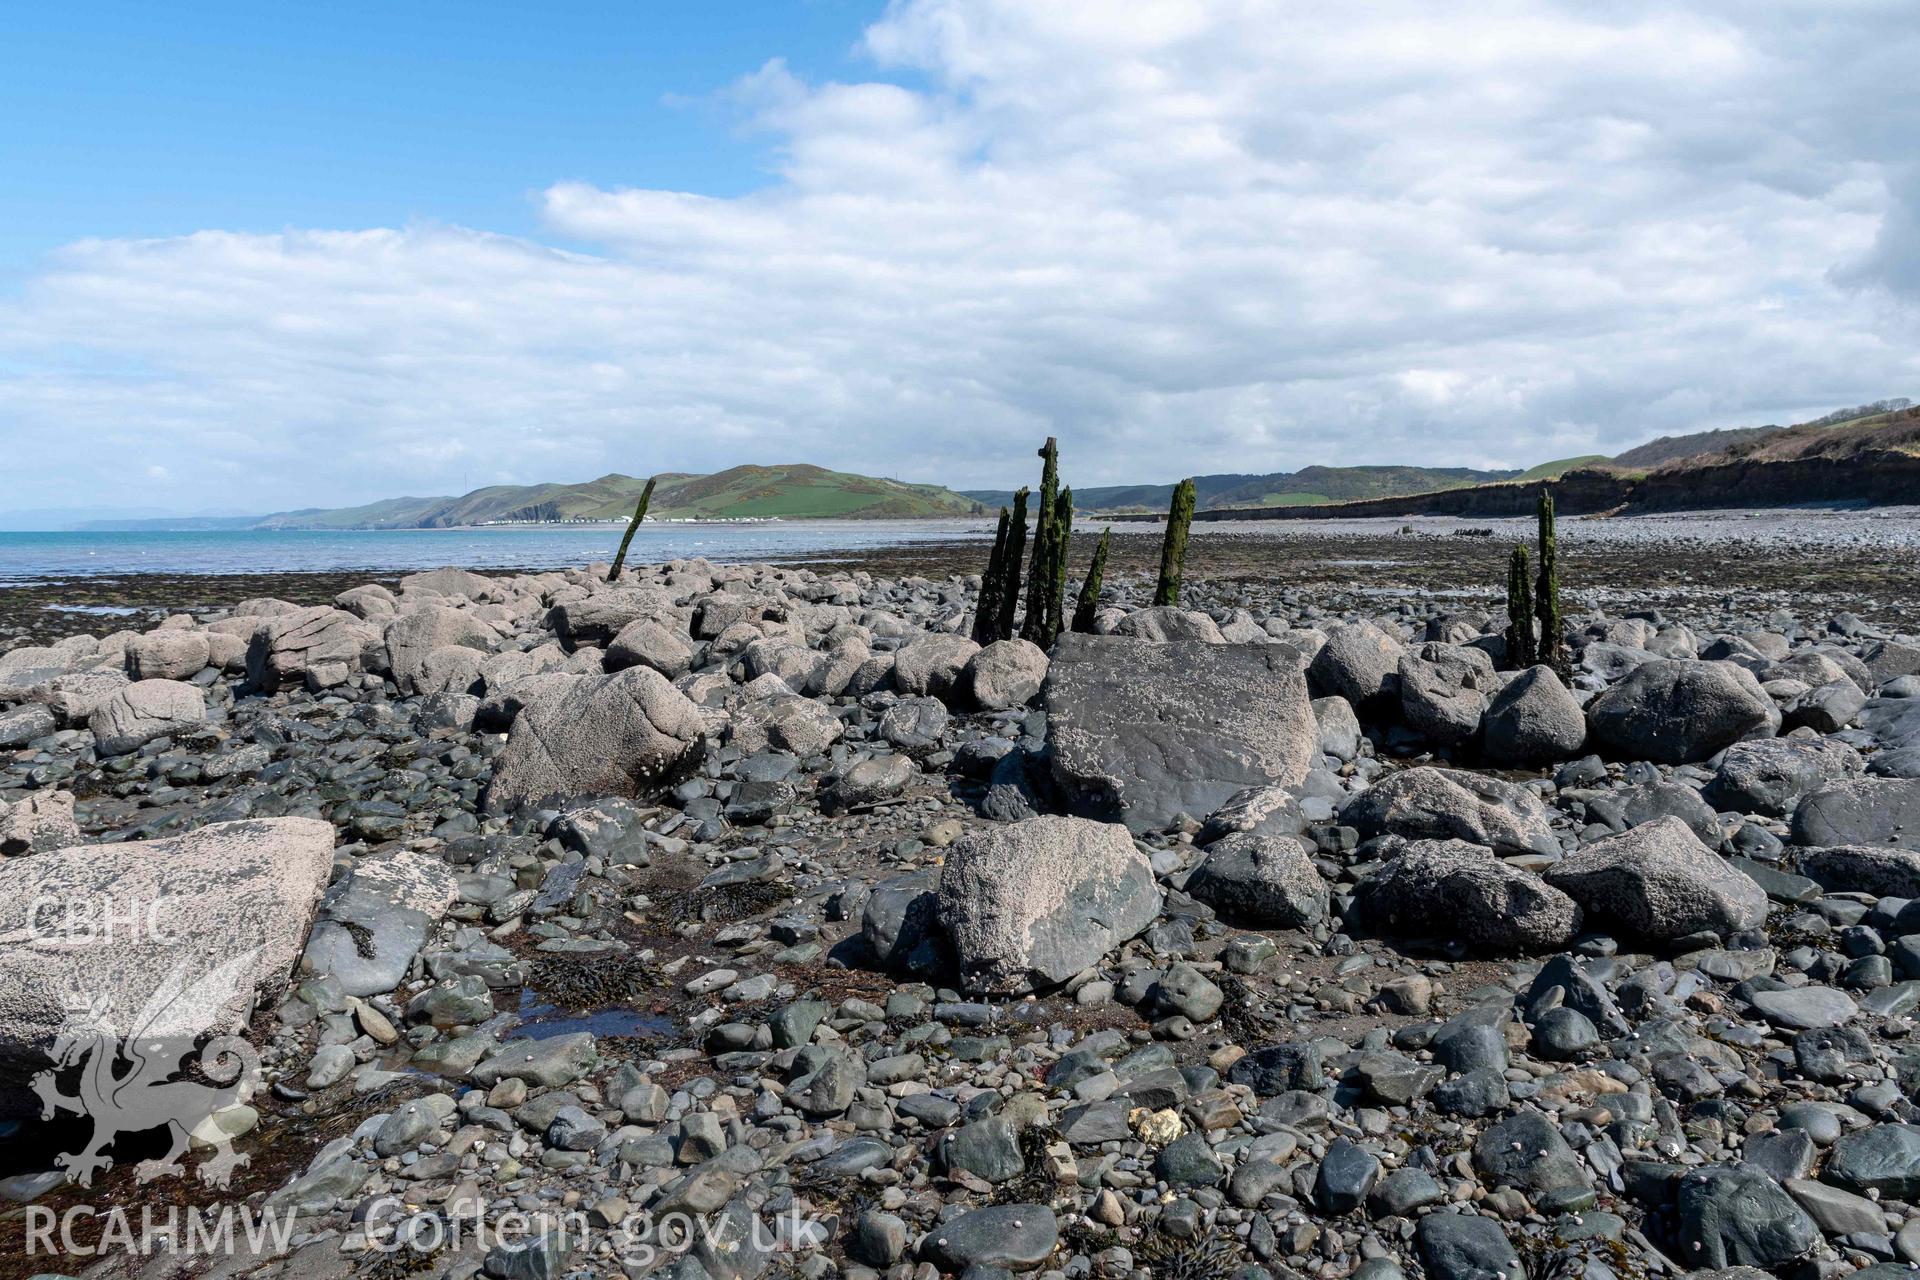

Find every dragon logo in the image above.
[31,950,264,1189]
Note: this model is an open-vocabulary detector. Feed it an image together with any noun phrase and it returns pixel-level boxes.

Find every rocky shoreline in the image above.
[1,542,1919,1280]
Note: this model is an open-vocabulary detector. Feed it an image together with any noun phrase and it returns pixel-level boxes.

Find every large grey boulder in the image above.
[398,567,497,600]
[384,607,494,695]
[245,606,377,693]
[892,634,980,701]
[549,586,679,650]
[0,703,54,748]
[1044,634,1315,833]
[126,629,210,681]
[1308,621,1406,716]
[1397,651,1485,746]
[89,679,206,756]
[604,618,695,678]
[1677,1165,1819,1269]
[30,668,129,726]
[1185,832,1328,928]
[1111,607,1224,644]
[0,790,80,856]
[1707,736,1865,817]
[1357,839,1579,953]
[1800,845,1920,899]
[1545,815,1767,941]
[1585,659,1776,764]
[0,818,335,1116]
[937,816,1161,993]
[300,852,458,998]
[485,668,706,815]
[964,638,1049,710]
[729,692,844,758]
[1340,767,1558,857]
[1792,777,1920,851]
[1482,666,1586,765]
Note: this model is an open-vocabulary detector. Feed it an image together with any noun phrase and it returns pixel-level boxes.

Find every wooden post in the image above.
[1072,527,1111,633]
[1153,478,1197,607]
[607,477,658,582]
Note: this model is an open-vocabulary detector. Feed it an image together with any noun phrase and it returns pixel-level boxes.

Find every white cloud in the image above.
[3,0,1918,509]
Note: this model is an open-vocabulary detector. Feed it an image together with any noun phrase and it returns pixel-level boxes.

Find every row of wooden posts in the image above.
[971,438,1195,647]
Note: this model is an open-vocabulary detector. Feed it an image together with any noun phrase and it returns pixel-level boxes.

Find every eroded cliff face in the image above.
[1193,450,1917,522]
[1627,448,1920,511]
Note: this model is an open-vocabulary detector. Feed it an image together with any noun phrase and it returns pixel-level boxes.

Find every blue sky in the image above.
[0,1,882,273]
[0,1,1916,516]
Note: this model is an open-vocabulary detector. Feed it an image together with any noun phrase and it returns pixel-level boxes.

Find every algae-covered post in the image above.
[1153,478,1197,607]
[606,476,658,583]
[1044,485,1074,642]
[996,487,1030,642]
[1534,491,1567,679]
[1020,437,1060,645]
[1505,544,1537,669]
[972,507,1013,644]
[1072,527,1110,634]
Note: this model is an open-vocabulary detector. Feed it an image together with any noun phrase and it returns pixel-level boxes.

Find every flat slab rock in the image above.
[1043,633,1315,833]
[0,817,335,1114]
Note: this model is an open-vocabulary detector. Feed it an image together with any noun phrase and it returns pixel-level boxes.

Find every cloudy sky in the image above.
[2,0,1917,514]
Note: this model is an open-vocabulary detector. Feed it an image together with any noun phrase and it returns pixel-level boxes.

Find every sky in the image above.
[2,0,1917,515]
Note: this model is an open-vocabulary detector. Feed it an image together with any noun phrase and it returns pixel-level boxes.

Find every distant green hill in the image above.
[1515,455,1608,481]
[242,465,985,529]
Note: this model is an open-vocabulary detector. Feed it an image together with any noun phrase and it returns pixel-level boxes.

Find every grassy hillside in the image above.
[1515,455,1608,481]
[963,464,1518,514]
[253,465,985,529]
[648,465,982,519]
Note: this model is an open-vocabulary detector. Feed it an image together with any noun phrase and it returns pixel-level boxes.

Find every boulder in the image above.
[892,634,980,701]
[1357,839,1579,953]
[245,606,376,693]
[0,818,335,1115]
[1312,695,1362,762]
[1340,767,1558,857]
[549,587,679,650]
[1792,777,1920,851]
[1111,607,1224,644]
[398,567,497,600]
[965,638,1049,710]
[1044,634,1315,833]
[89,679,205,756]
[1545,816,1767,941]
[1185,833,1328,929]
[1397,652,1485,745]
[1677,1165,1819,1269]
[0,790,81,856]
[1800,845,1920,899]
[1585,660,1776,764]
[384,607,494,695]
[937,816,1161,993]
[604,618,695,678]
[730,694,844,758]
[126,629,210,681]
[1707,736,1865,817]
[300,852,459,998]
[0,703,54,748]
[1482,666,1587,765]
[1308,621,1406,716]
[485,668,706,815]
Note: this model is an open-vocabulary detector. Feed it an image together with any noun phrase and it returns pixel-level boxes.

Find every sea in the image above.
[0,520,997,584]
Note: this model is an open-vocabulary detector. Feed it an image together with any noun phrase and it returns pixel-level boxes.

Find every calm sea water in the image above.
[0,521,994,584]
